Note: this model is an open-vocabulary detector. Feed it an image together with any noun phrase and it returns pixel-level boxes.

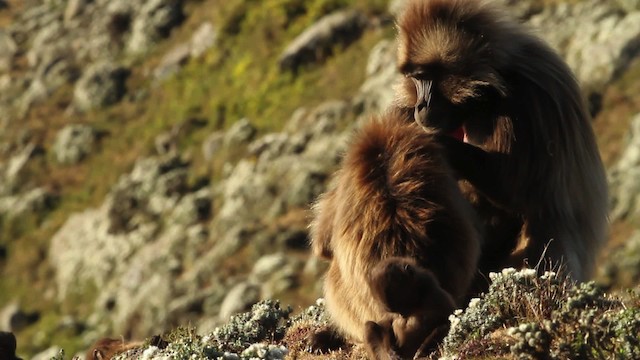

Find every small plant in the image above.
[442,268,640,359]
[213,299,292,352]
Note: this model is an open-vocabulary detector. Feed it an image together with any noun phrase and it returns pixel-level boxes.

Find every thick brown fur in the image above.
[394,0,608,284]
[310,109,480,357]
[85,338,142,360]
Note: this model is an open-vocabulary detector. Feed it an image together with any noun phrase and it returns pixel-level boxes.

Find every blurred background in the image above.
[0,0,639,357]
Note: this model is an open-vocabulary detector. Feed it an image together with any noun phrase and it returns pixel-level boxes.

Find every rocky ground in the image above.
[0,0,640,358]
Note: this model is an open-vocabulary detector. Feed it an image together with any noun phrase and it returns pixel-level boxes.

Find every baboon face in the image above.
[396,0,506,137]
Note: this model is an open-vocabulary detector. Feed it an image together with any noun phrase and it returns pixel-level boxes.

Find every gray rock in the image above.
[609,113,640,221]
[53,124,97,164]
[354,39,399,114]
[127,0,184,54]
[599,231,640,288]
[224,118,257,147]
[190,22,217,58]
[64,0,88,24]
[0,187,55,219]
[529,0,640,90]
[1,143,37,195]
[32,347,63,360]
[0,30,16,72]
[285,164,327,208]
[217,159,271,223]
[0,303,40,332]
[252,253,302,298]
[218,282,261,320]
[202,131,224,161]
[144,21,215,81]
[154,43,191,81]
[248,133,290,162]
[295,101,350,137]
[73,61,128,111]
[251,253,289,282]
[26,21,65,68]
[616,0,640,11]
[279,10,368,72]
[170,188,212,226]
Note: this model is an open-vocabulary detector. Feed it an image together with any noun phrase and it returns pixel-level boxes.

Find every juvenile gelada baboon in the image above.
[394,0,608,284]
[310,109,480,358]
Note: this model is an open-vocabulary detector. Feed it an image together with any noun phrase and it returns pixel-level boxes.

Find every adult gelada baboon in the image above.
[310,109,480,358]
[394,0,608,284]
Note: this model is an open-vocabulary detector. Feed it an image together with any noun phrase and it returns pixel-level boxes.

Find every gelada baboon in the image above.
[310,109,480,358]
[394,0,608,283]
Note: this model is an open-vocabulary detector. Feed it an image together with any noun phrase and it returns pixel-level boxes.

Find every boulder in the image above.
[616,0,640,11]
[218,282,261,320]
[153,43,191,81]
[190,22,217,58]
[0,303,40,332]
[599,231,640,289]
[127,0,184,54]
[279,10,368,72]
[73,62,128,111]
[354,39,399,114]
[52,124,97,164]
[201,131,224,161]
[0,187,55,219]
[224,118,257,147]
[529,0,640,90]
[609,113,640,221]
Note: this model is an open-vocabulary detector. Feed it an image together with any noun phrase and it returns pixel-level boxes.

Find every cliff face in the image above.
[0,0,640,358]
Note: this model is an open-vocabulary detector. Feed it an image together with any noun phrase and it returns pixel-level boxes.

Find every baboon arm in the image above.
[438,136,520,211]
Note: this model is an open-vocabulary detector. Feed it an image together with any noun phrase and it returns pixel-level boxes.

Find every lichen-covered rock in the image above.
[0,143,37,195]
[0,187,55,219]
[354,39,399,114]
[152,21,216,81]
[218,282,261,321]
[609,113,640,221]
[529,0,640,91]
[251,253,303,298]
[279,10,368,72]
[616,0,640,12]
[52,124,97,164]
[153,43,191,81]
[73,61,128,111]
[224,118,257,147]
[0,302,40,332]
[127,0,184,54]
[48,156,213,336]
[63,0,88,24]
[600,231,640,289]
[190,22,217,58]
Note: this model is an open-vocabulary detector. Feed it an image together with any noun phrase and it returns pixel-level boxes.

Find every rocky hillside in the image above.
[0,0,640,358]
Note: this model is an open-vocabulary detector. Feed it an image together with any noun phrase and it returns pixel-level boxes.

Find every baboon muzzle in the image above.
[412,78,432,126]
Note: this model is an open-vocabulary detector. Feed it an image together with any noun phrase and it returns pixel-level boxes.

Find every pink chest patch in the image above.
[450,126,465,142]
